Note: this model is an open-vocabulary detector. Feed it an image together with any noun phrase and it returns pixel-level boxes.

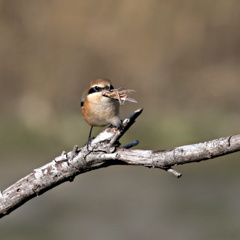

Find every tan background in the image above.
[1,1,240,239]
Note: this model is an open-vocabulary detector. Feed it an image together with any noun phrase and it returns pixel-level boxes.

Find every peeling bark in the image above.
[1,108,240,218]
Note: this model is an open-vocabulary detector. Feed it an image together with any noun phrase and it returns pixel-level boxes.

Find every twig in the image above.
[1,108,240,218]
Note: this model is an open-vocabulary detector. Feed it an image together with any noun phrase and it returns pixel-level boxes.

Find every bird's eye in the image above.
[104,85,114,91]
[88,86,103,94]
[93,86,102,92]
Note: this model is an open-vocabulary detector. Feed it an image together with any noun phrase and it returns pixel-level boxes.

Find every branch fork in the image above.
[1,108,240,218]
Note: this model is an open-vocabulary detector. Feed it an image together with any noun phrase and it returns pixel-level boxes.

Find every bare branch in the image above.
[0,108,240,218]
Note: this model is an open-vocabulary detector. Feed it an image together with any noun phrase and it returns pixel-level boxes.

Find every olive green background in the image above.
[1,1,240,239]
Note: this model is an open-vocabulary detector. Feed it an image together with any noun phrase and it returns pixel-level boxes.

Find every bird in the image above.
[81,78,121,142]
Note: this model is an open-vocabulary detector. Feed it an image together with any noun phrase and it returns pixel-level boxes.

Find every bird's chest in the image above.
[88,99,119,116]
[82,95,120,126]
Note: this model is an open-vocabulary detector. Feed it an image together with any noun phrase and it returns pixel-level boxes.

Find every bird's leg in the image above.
[86,126,93,151]
[88,126,93,142]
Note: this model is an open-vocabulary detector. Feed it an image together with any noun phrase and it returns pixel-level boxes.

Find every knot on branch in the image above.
[2,107,239,219]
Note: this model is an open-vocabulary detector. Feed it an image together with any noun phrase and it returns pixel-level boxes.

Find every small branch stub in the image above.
[1,108,240,218]
[166,168,182,178]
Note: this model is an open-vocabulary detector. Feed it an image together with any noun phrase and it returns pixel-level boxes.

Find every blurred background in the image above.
[1,0,240,239]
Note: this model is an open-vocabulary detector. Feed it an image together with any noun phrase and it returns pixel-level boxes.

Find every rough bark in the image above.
[0,108,240,218]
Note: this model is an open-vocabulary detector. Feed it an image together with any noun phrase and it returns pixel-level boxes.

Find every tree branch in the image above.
[1,108,240,218]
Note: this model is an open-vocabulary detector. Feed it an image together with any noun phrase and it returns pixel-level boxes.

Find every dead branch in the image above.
[1,108,240,218]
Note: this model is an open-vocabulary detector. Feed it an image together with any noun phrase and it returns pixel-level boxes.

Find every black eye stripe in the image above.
[88,86,102,94]
[88,85,114,95]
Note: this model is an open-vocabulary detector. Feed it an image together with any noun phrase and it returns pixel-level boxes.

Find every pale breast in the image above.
[82,93,120,127]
